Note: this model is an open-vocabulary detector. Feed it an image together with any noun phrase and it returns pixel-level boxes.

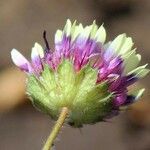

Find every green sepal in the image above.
[27,60,112,126]
[26,75,54,116]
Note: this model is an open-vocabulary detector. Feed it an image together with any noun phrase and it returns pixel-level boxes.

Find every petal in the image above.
[113,93,127,107]
[132,88,145,100]
[109,76,122,91]
[104,34,126,61]
[63,19,72,37]
[31,46,43,74]
[126,88,145,104]
[95,24,106,44]
[34,42,44,58]
[123,49,141,74]
[128,64,149,78]
[76,26,92,44]
[125,74,138,87]
[72,23,83,41]
[118,37,134,55]
[31,46,40,61]
[89,53,101,68]
[90,20,98,39]
[70,20,77,35]
[108,57,122,71]
[55,29,63,44]
[109,34,126,54]
[11,49,31,72]
[103,47,114,61]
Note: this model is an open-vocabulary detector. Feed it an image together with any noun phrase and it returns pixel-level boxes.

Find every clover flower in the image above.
[11,20,149,149]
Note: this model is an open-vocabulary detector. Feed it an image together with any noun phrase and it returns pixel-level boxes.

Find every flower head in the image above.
[11,20,149,127]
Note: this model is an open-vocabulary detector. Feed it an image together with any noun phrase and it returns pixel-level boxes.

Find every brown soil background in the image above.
[0,0,150,150]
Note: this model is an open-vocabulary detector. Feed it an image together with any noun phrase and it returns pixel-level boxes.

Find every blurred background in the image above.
[0,0,150,149]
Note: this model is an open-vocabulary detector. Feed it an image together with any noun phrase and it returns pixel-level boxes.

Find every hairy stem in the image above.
[42,107,69,150]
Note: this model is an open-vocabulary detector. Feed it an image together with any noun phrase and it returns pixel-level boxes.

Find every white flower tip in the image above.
[90,21,98,39]
[81,26,92,38]
[11,48,18,58]
[11,49,22,65]
[78,23,83,30]
[134,88,145,100]
[11,48,29,69]
[55,30,63,43]
[34,42,44,58]
[31,47,39,60]
[70,20,77,39]
[128,64,149,78]
[95,24,106,43]
[110,33,134,55]
[136,54,141,61]
[71,23,83,41]
[66,19,71,24]
[64,19,72,36]
[11,49,17,63]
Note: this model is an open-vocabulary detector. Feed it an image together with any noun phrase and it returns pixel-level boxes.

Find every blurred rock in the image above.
[128,98,150,127]
[0,67,26,113]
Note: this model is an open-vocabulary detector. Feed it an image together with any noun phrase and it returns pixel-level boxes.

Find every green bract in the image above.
[27,60,112,127]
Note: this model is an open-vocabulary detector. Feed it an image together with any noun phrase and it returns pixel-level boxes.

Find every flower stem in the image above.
[42,107,69,150]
